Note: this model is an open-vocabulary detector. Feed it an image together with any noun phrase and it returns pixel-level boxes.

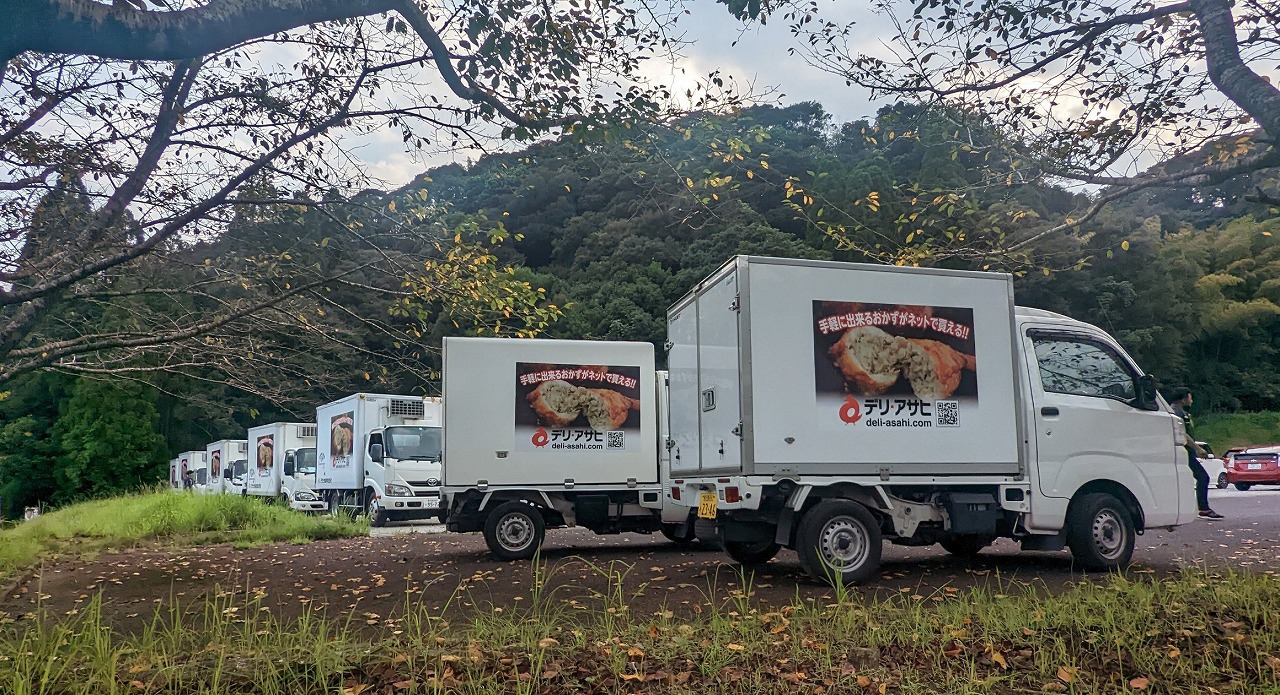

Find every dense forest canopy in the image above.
[2,101,1278,516]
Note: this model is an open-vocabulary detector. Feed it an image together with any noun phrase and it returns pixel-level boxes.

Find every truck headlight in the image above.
[385,483,412,497]
[295,492,317,502]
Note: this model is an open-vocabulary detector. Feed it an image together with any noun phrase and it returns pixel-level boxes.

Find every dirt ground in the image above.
[3,490,1277,634]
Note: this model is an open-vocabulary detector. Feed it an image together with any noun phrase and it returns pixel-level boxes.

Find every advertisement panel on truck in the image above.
[515,362,642,453]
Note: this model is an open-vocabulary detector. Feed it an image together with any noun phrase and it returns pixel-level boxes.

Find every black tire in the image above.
[365,489,387,528]
[939,534,994,557]
[1066,493,1135,571]
[1235,482,1252,491]
[483,502,546,561]
[276,494,289,507]
[795,500,883,585]
[1216,473,1228,489]
[725,539,780,566]
[661,522,695,546]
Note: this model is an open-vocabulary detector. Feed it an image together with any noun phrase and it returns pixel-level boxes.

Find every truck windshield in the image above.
[295,448,317,474]
[232,460,248,477]
[385,426,442,461]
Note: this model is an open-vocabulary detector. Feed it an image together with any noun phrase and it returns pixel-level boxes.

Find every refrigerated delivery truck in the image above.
[204,440,247,495]
[315,393,443,526]
[668,256,1196,583]
[246,422,319,509]
[441,337,690,560]
[282,446,325,512]
[176,450,206,491]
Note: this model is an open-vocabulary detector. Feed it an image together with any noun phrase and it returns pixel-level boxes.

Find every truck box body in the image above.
[315,393,442,492]
[176,450,206,490]
[442,337,658,488]
[667,256,1022,479]
[205,440,247,494]
[247,422,317,496]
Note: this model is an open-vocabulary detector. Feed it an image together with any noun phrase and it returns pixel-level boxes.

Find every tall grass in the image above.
[1,566,1277,694]
[0,489,366,579]
[1197,410,1280,452]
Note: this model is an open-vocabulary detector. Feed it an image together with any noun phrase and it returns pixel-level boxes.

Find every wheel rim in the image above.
[497,512,535,552]
[367,495,379,518]
[817,515,870,571]
[1090,508,1126,561]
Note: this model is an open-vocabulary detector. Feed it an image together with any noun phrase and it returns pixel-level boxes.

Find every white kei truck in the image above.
[206,439,247,495]
[440,337,690,560]
[315,393,444,526]
[246,422,323,511]
[176,450,206,492]
[668,256,1196,584]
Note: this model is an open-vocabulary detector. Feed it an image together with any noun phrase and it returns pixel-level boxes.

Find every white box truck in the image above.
[246,422,320,510]
[315,393,443,526]
[176,450,206,492]
[440,337,690,560]
[282,445,325,512]
[205,440,247,495]
[669,256,1196,583]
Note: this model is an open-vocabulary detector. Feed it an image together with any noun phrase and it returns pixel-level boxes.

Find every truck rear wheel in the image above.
[484,502,545,561]
[1066,493,1135,570]
[939,534,994,557]
[796,500,882,585]
[365,489,388,528]
[725,540,780,566]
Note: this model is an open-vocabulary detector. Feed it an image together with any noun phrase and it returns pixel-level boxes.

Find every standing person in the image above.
[1169,388,1222,519]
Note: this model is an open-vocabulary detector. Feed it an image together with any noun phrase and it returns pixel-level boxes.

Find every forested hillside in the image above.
[3,102,1278,516]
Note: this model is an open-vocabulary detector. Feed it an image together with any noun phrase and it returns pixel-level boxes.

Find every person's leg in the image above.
[1188,454,1219,516]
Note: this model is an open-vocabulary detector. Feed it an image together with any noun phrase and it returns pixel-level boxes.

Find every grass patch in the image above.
[1197,411,1280,453]
[2,566,1278,693]
[0,489,366,580]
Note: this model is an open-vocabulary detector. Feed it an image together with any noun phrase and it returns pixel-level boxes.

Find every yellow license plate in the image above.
[697,491,718,519]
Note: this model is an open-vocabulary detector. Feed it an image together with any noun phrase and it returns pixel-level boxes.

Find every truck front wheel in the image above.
[796,500,882,585]
[1066,493,1135,570]
[365,489,388,528]
[725,540,780,566]
[484,502,546,561]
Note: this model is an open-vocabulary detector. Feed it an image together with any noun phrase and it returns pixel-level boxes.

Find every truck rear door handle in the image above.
[1041,407,1059,416]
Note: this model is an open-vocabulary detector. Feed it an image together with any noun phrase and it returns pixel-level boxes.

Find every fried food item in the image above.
[527,380,586,427]
[902,338,977,400]
[582,388,640,430]
[827,326,913,395]
[257,442,272,471]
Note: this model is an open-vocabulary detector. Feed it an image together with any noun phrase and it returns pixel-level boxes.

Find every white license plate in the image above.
[697,491,718,519]
[1249,463,1263,470]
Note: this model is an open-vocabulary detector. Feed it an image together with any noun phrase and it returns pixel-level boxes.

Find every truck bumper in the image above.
[290,499,328,512]
[383,493,445,519]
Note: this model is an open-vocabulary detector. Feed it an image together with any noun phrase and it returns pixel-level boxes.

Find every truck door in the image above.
[668,304,700,474]
[1024,328,1186,527]
[697,270,743,473]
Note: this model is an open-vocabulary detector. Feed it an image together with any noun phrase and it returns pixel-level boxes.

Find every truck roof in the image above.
[1015,305,1107,334]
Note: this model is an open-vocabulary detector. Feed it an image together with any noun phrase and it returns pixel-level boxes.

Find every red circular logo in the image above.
[839,396,862,425]
[532,427,549,447]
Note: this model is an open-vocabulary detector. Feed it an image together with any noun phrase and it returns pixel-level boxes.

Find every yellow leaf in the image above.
[857,676,872,687]
[1168,646,1181,659]
[1121,239,1131,251]
[1129,676,1150,690]
[992,651,1008,669]
[619,673,647,682]
[363,372,371,381]
[129,681,146,690]
[342,686,370,695]
[564,185,571,192]
[726,643,746,651]
[627,647,645,659]
[388,201,396,212]
[537,637,559,649]
[1057,666,1076,683]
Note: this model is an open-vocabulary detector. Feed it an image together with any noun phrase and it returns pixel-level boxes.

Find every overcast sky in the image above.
[351,0,884,188]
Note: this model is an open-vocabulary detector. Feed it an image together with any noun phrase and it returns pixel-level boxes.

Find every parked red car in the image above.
[1225,445,1280,491]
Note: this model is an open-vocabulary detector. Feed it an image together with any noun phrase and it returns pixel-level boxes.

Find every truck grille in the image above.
[406,479,440,487]
[390,399,425,418]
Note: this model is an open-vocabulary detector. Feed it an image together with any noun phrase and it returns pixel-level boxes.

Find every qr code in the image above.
[606,430,626,449]
[936,400,960,427]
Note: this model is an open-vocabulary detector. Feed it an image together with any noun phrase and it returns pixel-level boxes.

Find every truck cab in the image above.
[364,422,444,526]
[282,447,326,511]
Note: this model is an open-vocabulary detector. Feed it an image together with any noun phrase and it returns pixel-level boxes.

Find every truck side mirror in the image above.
[1136,374,1159,410]
[283,460,295,477]
[223,468,233,480]
[370,443,384,462]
